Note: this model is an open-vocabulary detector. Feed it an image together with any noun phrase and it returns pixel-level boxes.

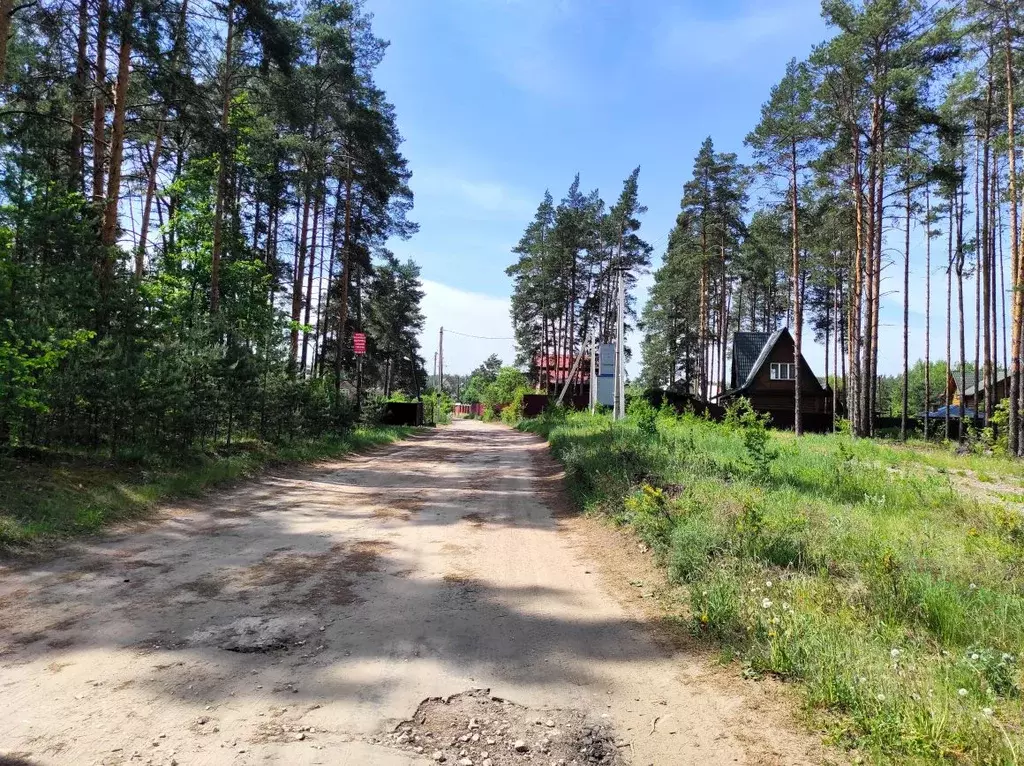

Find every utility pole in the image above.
[589,331,597,414]
[614,268,626,420]
[433,351,438,387]
[438,326,444,395]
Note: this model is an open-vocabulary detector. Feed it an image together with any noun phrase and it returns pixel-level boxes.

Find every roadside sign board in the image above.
[353,332,366,355]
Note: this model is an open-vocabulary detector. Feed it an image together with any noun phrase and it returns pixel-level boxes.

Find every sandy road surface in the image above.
[0,421,830,766]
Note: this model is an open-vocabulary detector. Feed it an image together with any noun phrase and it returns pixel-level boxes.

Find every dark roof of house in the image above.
[731,331,775,389]
[732,329,786,391]
[962,368,1008,397]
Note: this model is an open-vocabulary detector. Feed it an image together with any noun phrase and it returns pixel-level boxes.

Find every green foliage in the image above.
[500,386,528,426]
[522,410,1024,762]
[626,395,658,436]
[724,399,776,481]
[421,389,453,425]
[507,170,651,378]
[0,0,423,469]
[461,354,503,403]
[0,324,94,445]
[619,483,674,552]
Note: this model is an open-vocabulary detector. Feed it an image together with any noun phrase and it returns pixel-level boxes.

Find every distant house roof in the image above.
[962,369,1009,398]
[532,354,590,385]
[921,405,976,419]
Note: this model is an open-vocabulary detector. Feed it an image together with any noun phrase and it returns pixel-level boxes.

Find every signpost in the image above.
[352,332,366,412]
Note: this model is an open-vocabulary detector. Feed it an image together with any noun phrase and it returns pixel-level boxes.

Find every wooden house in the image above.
[719,328,831,428]
[961,369,1008,410]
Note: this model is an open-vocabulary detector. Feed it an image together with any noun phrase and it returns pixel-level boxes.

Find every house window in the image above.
[770,362,796,381]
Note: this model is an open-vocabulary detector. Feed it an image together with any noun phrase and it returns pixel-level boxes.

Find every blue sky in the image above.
[369,0,993,382]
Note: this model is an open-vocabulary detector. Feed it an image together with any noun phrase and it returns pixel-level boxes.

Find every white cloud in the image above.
[655,0,823,72]
[413,170,537,219]
[419,279,518,375]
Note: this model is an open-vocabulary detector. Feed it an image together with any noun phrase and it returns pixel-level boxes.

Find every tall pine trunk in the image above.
[957,170,968,437]
[69,0,89,191]
[92,0,109,206]
[0,0,14,88]
[334,157,353,395]
[901,144,911,441]
[790,138,802,435]
[924,180,931,440]
[946,202,953,441]
[210,0,235,315]
[982,82,993,423]
[1005,10,1022,455]
[100,0,135,249]
[290,186,311,368]
[301,184,322,374]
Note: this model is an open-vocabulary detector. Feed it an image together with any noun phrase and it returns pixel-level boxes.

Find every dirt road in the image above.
[0,421,830,765]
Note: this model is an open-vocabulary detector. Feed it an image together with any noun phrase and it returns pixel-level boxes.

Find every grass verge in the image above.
[0,426,415,550]
[521,405,1024,764]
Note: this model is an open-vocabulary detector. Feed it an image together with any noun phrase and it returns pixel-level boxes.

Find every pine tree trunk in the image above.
[301,184,322,374]
[901,144,911,441]
[982,84,993,423]
[791,139,802,436]
[974,139,982,424]
[100,0,135,250]
[924,180,931,440]
[946,202,953,441]
[91,0,109,206]
[1005,9,1022,455]
[720,241,728,396]
[318,178,342,379]
[334,158,353,395]
[290,187,311,368]
[210,0,234,315]
[849,138,864,433]
[863,113,878,437]
[870,117,885,437]
[0,0,13,89]
[990,158,999,417]
[958,163,968,437]
[135,132,162,279]
[69,0,89,191]
[697,256,707,400]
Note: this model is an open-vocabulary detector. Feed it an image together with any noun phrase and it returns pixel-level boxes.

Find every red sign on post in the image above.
[352,332,366,355]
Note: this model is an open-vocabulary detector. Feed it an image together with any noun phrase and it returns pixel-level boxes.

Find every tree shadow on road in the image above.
[0,423,669,751]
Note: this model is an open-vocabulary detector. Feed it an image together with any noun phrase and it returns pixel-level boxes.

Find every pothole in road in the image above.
[187,615,316,653]
[383,688,625,765]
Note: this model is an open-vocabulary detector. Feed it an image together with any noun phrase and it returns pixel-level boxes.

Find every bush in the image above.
[619,483,674,553]
[500,386,528,426]
[421,390,452,425]
[627,395,658,436]
[361,395,388,427]
[725,398,776,481]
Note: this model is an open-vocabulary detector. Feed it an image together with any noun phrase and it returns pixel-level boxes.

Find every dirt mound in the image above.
[384,688,625,765]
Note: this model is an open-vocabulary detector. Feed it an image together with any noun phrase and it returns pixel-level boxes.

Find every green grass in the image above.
[522,408,1024,764]
[0,426,415,549]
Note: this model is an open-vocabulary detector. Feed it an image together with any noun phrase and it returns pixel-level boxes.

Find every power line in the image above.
[443,329,516,341]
